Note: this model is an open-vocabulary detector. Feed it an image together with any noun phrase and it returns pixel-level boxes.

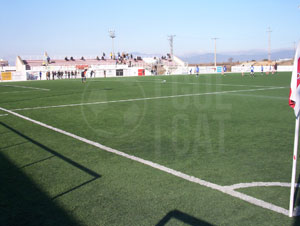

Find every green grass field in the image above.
[1,72,300,225]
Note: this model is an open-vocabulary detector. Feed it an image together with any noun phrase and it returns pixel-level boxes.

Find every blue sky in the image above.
[1,0,300,58]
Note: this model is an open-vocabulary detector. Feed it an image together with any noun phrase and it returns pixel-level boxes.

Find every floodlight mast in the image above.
[211,38,219,68]
[168,35,176,59]
[267,27,272,62]
[109,30,116,57]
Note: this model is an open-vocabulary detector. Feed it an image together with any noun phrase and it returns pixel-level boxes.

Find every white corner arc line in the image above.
[0,106,292,216]
[10,86,284,112]
[224,182,300,190]
[223,189,289,215]
[0,84,50,91]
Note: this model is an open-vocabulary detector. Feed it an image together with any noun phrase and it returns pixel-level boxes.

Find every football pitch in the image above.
[1,72,300,225]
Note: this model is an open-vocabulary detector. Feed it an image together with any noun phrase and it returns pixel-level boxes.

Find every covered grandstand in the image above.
[5,53,188,81]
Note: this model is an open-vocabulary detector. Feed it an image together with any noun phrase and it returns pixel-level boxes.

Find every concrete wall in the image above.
[231,65,293,73]
[188,66,222,74]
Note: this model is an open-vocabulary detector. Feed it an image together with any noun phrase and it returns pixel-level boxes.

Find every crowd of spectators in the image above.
[45,70,79,80]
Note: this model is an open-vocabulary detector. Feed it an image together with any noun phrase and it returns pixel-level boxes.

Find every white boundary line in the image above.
[0,90,45,94]
[0,106,295,216]
[0,114,8,117]
[224,93,286,100]
[87,79,287,89]
[10,86,285,112]
[164,81,286,89]
[0,84,50,91]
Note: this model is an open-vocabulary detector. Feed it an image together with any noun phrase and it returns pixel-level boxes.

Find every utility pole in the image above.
[168,35,176,59]
[211,38,219,68]
[267,27,272,62]
[109,30,116,58]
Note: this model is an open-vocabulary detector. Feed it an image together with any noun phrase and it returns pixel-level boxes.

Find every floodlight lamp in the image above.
[109,30,116,39]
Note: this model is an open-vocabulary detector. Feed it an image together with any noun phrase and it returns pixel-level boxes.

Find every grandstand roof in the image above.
[22,58,147,67]
[18,55,181,71]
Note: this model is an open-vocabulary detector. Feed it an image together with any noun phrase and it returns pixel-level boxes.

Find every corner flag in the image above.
[289,42,300,117]
[289,42,300,217]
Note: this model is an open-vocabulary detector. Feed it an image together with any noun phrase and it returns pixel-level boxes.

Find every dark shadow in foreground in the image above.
[0,152,82,226]
[293,174,300,226]
[0,122,101,200]
[156,209,214,226]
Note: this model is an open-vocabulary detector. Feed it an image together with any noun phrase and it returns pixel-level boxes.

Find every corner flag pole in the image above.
[289,116,300,217]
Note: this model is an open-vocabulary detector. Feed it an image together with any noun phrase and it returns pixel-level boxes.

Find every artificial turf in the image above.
[1,72,300,225]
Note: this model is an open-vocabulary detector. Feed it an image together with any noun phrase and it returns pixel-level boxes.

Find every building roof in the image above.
[23,58,145,66]
[0,60,9,66]
[21,57,151,69]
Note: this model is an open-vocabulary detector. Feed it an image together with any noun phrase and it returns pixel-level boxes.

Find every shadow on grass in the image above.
[293,175,300,226]
[1,141,29,150]
[156,209,214,226]
[19,156,55,169]
[0,152,82,226]
[0,122,101,200]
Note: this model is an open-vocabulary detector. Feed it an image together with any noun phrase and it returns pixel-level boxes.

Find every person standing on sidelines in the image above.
[195,65,199,77]
[241,65,245,77]
[250,65,254,77]
[274,62,278,74]
[81,69,87,83]
[261,65,264,75]
[223,65,227,76]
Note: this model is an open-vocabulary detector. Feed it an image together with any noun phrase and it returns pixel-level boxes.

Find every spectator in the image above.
[241,65,245,77]
[81,69,87,83]
[90,70,94,78]
[46,71,50,80]
[274,62,278,74]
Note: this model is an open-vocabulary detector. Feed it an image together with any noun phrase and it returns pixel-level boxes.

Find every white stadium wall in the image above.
[188,66,223,74]
[11,66,152,81]
[0,71,27,82]
[231,65,293,73]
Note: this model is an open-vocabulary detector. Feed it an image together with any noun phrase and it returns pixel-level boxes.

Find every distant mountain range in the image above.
[179,49,295,64]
